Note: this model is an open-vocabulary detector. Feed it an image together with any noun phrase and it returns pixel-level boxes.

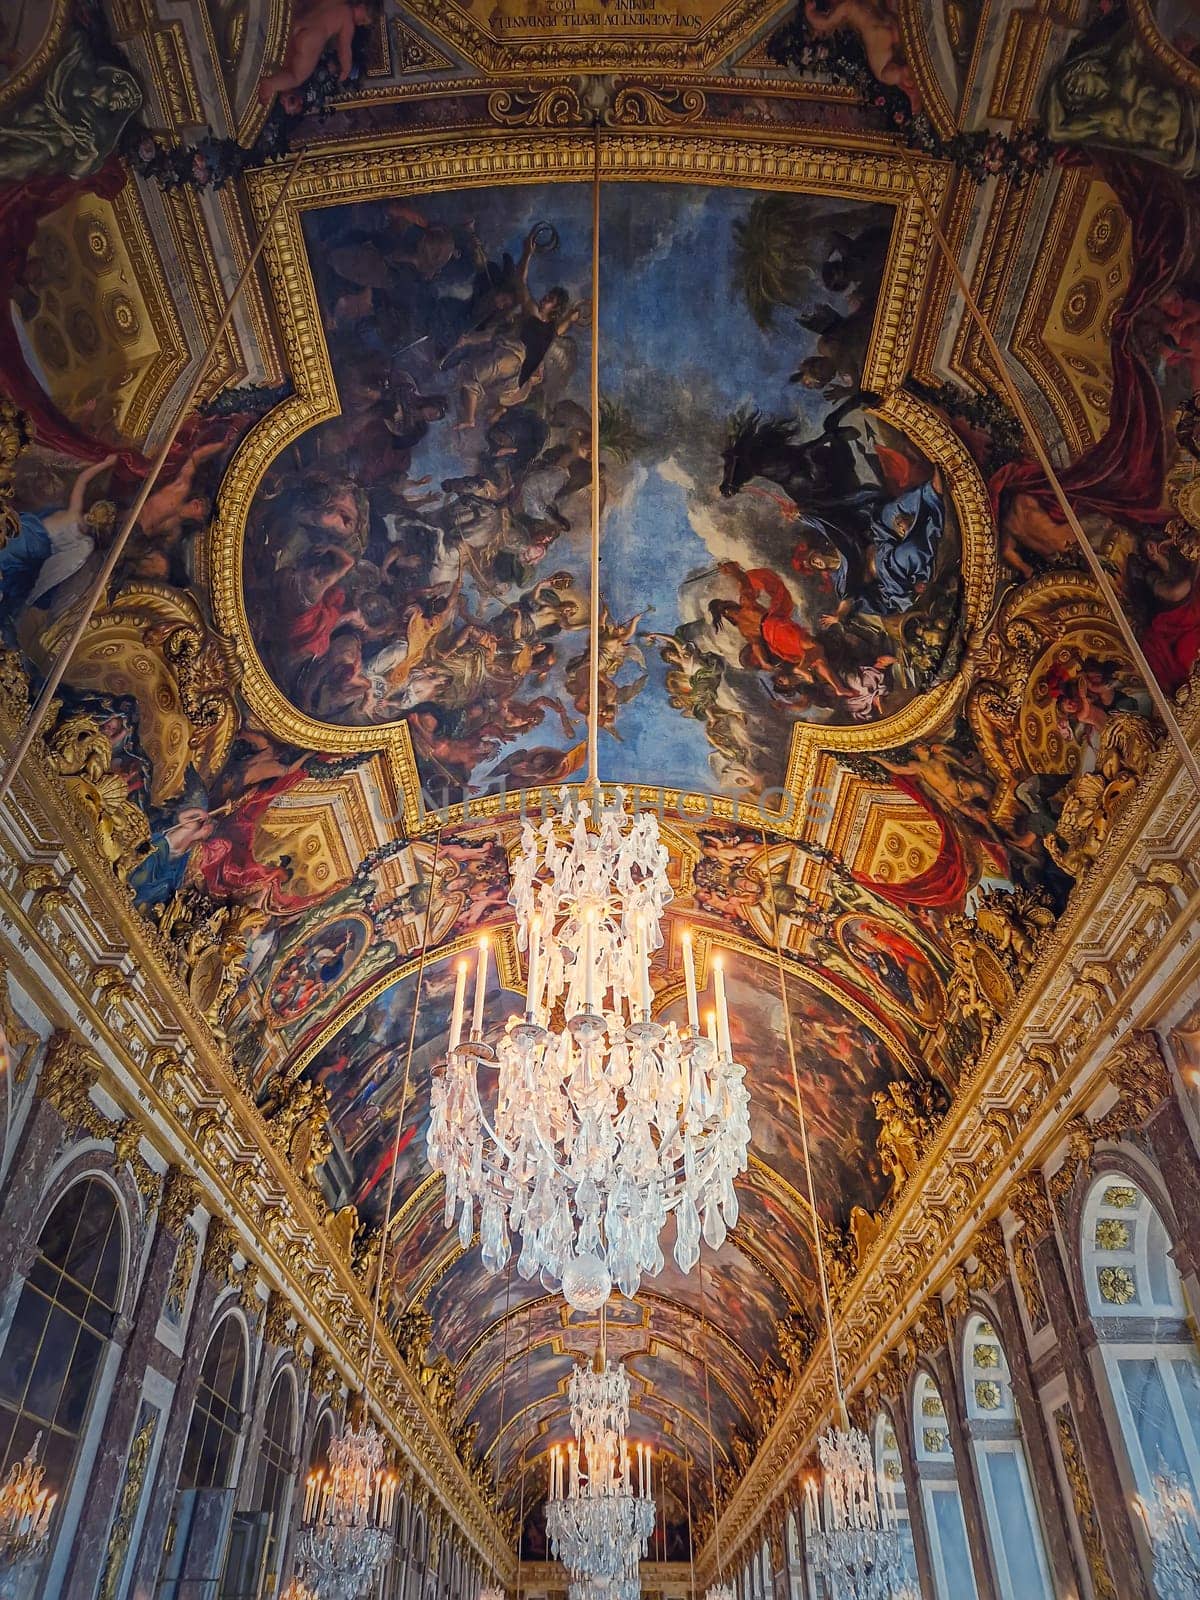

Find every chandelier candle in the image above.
[428,790,751,1309]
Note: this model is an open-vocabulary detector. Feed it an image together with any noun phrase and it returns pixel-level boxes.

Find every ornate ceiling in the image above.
[2,0,1199,1563]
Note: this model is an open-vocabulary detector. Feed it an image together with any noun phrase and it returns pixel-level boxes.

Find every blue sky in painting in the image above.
[293,179,898,798]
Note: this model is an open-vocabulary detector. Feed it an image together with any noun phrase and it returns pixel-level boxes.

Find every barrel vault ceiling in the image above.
[3,0,1198,1560]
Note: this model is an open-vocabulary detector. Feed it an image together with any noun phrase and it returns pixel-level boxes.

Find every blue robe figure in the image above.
[0,512,53,641]
[864,479,945,616]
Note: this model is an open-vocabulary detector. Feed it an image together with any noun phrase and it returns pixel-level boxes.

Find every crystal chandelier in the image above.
[704,1586,735,1600]
[546,1354,656,1579]
[1135,1471,1200,1598]
[479,1587,507,1600]
[804,1431,908,1600]
[0,1433,56,1570]
[296,1414,396,1600]
[426,124,750,1314]
[429,793,750,1310]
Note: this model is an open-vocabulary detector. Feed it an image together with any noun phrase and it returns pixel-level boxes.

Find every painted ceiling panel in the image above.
[3,0,1196,1564]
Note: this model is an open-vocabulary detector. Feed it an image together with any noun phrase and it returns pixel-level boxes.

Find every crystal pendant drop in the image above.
[428,789,751,1309]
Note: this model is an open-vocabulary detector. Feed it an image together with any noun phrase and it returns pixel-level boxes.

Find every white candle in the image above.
[449,960,467,1052]
[583,908,595,1012]
[527,912,542,1021]
[569,1441,577,1496]
[638,914,652,1022]
[705,1009,718,1047]
[647,1446,652,1499]
[682,930,699,1031]
[472,938,489,1039]
[805,1476,819,1529]
[713,955,731,1059]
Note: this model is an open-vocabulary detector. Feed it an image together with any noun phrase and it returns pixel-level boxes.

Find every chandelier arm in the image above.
[368,826,444,1378]
[759,829,847,1428]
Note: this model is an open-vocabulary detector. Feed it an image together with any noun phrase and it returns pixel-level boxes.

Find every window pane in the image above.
[1171,1355,1200,1468]
[986,1450,1050,1598]
[931,1488,978,1600]
[1118,1358,1190,1482]
[0,1294,49,1403]
[23,1306,77,1423]
[56,1330,103,1432]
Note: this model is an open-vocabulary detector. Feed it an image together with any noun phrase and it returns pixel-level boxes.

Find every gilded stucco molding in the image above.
[210,132,988,837]
[698,699,1200,1578]
[0,723,514,1578]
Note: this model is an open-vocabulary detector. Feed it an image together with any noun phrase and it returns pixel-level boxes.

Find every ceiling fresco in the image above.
[2,0,1200,1563]
[239,177,968,801]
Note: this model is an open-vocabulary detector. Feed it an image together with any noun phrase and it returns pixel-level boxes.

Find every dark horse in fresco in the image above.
[719,393,873,506]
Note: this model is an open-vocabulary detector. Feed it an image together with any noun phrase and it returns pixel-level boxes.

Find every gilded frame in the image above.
[210,132,993,839]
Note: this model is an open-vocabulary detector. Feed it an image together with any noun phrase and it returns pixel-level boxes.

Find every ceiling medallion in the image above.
[295,1412,396,1597]
[427,123,750,1313]
[546,1353,656,1580]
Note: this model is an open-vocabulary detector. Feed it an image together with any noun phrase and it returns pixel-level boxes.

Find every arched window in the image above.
[384,1494,410,1600]
[961,1316,1053,1599]
[873,1412,918,1588]
[785,1509,804,1600]
[408,1510,427,1600]
[0,1178,123,1535]
[1082,1176,1200,1499]
[760,1536,772,1600]
[802,1480,830,1600]
[180,1315,248,1491]
[912,1373,978,1600]
[250,1368,297,1595]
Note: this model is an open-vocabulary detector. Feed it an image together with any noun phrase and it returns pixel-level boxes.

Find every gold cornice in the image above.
[1129,0,1200,90]
[211,132,989,839]
[0,721,512,1577]
[697,692,1200,1577]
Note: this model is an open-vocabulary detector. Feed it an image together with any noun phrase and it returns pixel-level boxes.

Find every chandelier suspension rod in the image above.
[587,117,602,795]
[0,149,308,808]
[700,1263,725,1582]
[899,145,1200,801]
[761,831,847,1427]
[489,1256,515,1589]
[679,1297,696,1600]
[516,1298,534,1600]
[367,826,444,1381]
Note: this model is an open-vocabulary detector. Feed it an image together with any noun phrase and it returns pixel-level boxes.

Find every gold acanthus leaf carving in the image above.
[38,1029,107,1136]
[1093,1030,1172,1137]
[43,708,151,883]
[1054,1407,1118,1600]
[0,957,39,1084]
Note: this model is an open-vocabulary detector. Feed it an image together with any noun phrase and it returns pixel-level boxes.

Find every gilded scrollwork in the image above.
[1054,1407,1117,1600]
[43,708,151,882]
[0,398,31,553]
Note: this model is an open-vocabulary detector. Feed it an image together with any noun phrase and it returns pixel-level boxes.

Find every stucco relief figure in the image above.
[872,1081,933,1190]
[1045,20,1200,177]
[257,0,378,111]
[0,33,140,182]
